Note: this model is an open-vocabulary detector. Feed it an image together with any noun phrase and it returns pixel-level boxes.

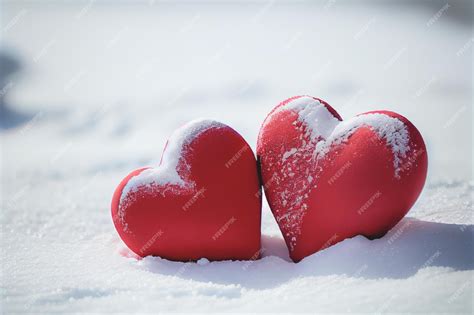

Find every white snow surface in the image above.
[1,2,473,313]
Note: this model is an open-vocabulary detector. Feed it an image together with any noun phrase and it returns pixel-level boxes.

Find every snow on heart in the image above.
[273,96,410,178]
[282,96,341,141]
[315,113,410,178]
[118,119,225,231]
[261,96,411,251]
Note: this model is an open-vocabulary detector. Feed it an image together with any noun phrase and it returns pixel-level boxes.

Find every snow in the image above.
[119,119,224,204]
[197,258,210,266]
[316,113,410,178]
[1,1,472,314]
[118,119,225,232]
[282,96,341,141]
[282,147,297,162]
[280,96,410,178]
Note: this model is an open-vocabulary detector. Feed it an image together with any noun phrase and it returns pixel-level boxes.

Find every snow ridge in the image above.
[282,96,341,141]
[315,113,410,178]
[279,96,410,178]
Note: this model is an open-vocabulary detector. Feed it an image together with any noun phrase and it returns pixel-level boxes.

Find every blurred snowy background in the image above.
[1,0,473,313]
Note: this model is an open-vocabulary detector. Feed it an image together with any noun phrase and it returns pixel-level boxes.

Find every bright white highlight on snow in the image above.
[119,119,225,205]
[282,96,341,141]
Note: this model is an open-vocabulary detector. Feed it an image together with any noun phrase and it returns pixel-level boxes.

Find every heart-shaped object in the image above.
[112,119,262,261]
[257,96,427,262]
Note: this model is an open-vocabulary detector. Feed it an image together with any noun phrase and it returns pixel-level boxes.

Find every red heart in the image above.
[257,96,428,262]
[111,120,262,261]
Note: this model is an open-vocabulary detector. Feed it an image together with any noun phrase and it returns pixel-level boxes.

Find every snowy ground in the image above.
[1,1,473,313]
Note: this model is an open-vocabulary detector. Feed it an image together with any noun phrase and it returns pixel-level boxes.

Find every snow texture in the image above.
[315,113,410,178]
[278,96,410,178]
[282,96,341,141]
[120,119,224,203]
[1,2,472,313]
[117,119,224,231]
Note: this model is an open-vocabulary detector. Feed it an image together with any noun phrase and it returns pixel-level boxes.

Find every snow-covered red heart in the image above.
[257,96,428,262]
[111,120,262,261]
